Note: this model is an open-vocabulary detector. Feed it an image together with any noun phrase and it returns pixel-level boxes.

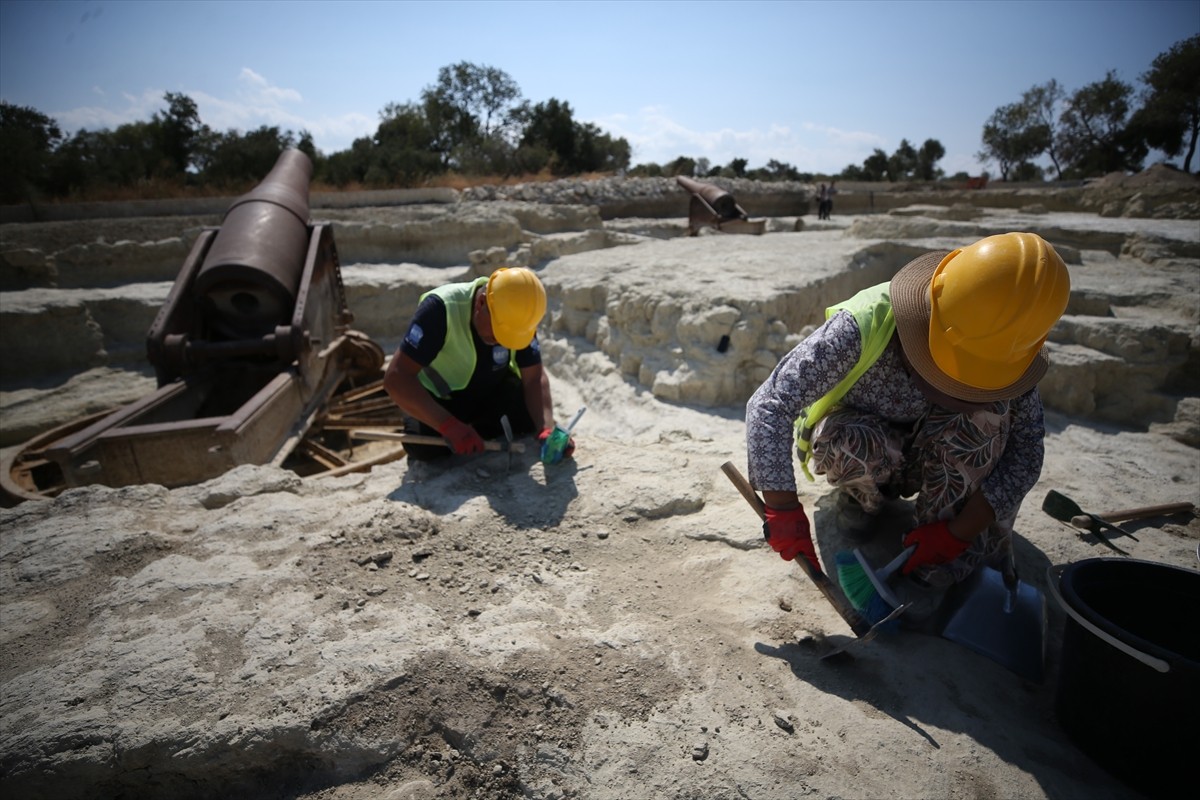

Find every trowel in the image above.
[500,415,515,474]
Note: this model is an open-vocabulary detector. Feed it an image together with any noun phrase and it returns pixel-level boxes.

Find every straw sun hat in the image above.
[890,233,1070,403]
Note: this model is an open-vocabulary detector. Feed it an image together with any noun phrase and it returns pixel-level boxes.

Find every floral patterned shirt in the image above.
[745,310,1045,520]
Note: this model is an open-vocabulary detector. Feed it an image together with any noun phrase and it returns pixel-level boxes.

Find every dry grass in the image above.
[51,181,246,203]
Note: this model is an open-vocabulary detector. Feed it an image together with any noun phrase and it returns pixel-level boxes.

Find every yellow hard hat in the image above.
[927,232,1070,392]
[486,267,547,349]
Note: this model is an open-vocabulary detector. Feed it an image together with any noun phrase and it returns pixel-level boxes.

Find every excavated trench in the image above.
[1,178,1198,798]
[2,187,1198,487]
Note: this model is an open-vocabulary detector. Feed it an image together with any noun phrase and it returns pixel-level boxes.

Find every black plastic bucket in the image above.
[1049,559,1200,797]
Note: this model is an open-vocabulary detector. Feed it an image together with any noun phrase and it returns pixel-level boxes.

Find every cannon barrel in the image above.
[675,175,743,221]
[194,149,313,339]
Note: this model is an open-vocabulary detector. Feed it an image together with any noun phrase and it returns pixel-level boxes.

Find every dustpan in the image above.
[855,546,1048,682]
[934,559,1047,683]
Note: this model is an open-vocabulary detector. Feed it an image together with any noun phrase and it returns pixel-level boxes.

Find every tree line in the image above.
[979,34,1198,180]
[0,62,634,205]
[1,35,1196,206]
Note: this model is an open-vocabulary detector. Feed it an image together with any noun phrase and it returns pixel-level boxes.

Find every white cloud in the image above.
[189,70,373,153]
[590,107,899,175]
[237,68,303,105]
[50,70,372,155]
[55,88,164,133]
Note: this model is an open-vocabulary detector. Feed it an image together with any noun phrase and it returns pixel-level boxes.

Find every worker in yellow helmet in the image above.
[745,232,1070,623]
[384,267,575,462]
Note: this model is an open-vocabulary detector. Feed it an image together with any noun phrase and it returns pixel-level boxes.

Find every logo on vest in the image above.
[492,345,509,367]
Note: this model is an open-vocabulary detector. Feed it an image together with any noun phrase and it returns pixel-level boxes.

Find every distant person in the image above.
[745,232,1070,623]
[816,183,830,220]
[384,267,575,462]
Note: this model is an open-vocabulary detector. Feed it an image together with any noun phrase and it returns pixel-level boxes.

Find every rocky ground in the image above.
[1,172,1198,799]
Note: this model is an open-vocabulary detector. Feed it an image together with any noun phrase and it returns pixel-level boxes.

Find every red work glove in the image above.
[436,417,485,455]
[901,520,969,575]
[763,505,820,573]
[538,428,576,460]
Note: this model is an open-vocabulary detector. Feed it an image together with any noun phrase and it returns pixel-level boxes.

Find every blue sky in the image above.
[2,0,1197,177]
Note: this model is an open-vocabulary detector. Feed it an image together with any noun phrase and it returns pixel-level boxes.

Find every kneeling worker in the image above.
[746,232,1069,621]
[384,267,575,462]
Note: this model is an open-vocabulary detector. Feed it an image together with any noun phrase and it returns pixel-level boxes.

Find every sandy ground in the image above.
[1,200,1198,799]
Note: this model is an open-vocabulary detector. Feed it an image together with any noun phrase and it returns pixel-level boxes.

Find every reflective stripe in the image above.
[420,366,454,399]
[794,282,896,480]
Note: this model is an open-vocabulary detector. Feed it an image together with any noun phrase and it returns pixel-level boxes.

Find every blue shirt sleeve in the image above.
[399,295,448,367]
[515,335,542,369]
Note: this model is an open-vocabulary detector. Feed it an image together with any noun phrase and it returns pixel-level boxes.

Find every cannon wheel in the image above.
[1,410,114,506]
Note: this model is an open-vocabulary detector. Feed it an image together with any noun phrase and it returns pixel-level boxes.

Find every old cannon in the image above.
[675,175,765,236]
[2,149,402,503]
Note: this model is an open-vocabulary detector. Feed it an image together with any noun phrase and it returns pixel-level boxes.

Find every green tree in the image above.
[766,159,800,180]
[887,139,918,181]
[979,101,1048,181]
[0,101,63,203]
[69,122,162,187]
[47,129,104,196]
[1011,162,1046,181]
[745,159,800,181]
[839,163,866,180]
[628,162,663,177]
[518,98,577,174]
[664,155,697,177]
[370,102,442,185]
[1057,71,1146,177]
[153,91,203,176]
[428,61,520,138]
[517,98,630,175]
[198,126,297,187]
[577,123,630,173]
[421,61,522,171]
[1130,34,1200,172]
[1022,80,1066,179]
[916,138,946,180]
[421,90,478,168]
[324,136,375,186]
[862,148,889,181]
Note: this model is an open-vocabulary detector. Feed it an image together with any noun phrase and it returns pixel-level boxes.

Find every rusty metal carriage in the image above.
[2,150,402,503]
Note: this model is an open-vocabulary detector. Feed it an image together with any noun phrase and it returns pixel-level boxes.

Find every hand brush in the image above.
[834,545,913,627]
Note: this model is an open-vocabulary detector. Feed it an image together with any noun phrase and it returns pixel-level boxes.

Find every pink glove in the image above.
[436,417,485,455]
[901,520,969,575]
[763,505,820,572]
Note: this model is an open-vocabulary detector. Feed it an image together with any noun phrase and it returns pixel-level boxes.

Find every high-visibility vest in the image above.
[418,277,519,398]
[793,282,896,480]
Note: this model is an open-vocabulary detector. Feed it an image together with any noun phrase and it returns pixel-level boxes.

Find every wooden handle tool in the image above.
[349,429,525,453]
[1070,501,1196,529]
[721,461,870,638]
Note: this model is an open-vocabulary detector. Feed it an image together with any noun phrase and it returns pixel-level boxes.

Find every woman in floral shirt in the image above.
[745,232,1070,618]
